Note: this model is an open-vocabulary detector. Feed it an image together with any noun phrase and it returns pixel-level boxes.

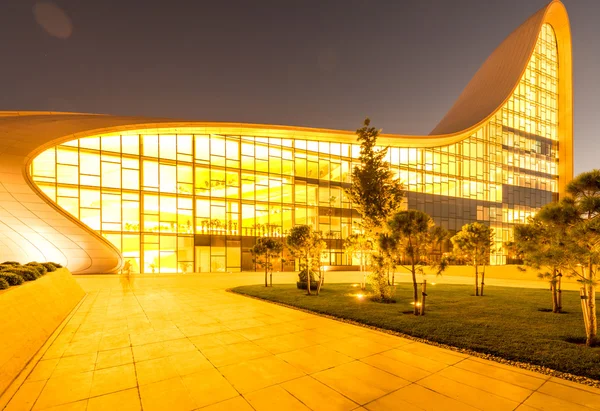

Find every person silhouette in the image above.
[123,259,132,275]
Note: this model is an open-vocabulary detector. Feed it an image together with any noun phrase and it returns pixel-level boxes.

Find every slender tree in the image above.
[344,118,405,299]
[345,118,405,235]
[250,237,283,287]
[451,222,494,296]
[566,170,600,346]
[387,210,447,315]
[287,225,326,295]
[343,233,374,289]
[512,201,580,313]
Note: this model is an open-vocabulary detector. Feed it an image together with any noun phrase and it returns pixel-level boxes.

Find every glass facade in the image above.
[30,24,560,272]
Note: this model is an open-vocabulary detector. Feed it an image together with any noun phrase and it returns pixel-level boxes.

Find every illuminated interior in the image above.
[29,23,562,272]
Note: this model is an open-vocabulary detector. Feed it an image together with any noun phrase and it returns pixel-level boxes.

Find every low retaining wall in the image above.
[0,268,85,397]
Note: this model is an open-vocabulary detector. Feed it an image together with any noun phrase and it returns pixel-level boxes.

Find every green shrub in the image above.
[42,262,58,272]
[24,262,47,276]
[0,272,24,286]
[5,267,39,281]
[297,268,316,283]
[0,278,8,290]
[1,261,21,266]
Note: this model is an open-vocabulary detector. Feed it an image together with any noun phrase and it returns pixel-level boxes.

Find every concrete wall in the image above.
[0,268,85,397]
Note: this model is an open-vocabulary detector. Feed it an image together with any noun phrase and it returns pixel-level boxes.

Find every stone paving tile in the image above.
[26,358,60,382]
[379,348,449,373]
[90,363,137,397]
[523,391,595,411]
[199,396,255,410]
[139,376,197,411]
[435,366,533,403]
[4,274,599,411]
[373,383,480,411]
[201,340,272,367]
[360,353,432,382]
[253,331,319,355]
[32,370,94,410]
[455,357,548,391]
[219,355,305,393]
[547,376,600,395]
[86,388,141,411]
[244,385,311,410]
[312,361,410,405]
[180,368,239,408]
[4,380,46,411]
[276,344,355,374]
[321,335,395,359]
[417,373,521,410]
[537,380,600,409]
[95,347,133,370]
[280,375,359,411]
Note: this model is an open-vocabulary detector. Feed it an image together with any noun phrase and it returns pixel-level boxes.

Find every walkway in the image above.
[3,274,599,410]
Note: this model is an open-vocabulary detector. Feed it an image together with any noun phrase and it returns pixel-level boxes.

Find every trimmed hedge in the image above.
[5,267,40,281]
[0,272,24,286]
[0,261,63,289]
[24,262,48,276]
[42,262,58,272]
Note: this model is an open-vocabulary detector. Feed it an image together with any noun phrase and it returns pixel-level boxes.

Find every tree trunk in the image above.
[270,271,273,287]
[360,253,365,290]
[551,282,558,313]
[557,273,563,312]
[480,266,486,296]
[474,264,479,297]
[392,271,395,286]
[306,257,311,296]
[586,264,597,346]
[551,268,558,313]
[265,266,268,287]
[412,260,419,316]
[420,280,427,316]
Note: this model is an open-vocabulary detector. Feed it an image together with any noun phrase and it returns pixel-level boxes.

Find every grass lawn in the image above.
[231,282,600,380]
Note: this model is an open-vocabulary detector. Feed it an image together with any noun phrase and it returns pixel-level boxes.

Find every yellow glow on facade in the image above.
[21,3,572,274]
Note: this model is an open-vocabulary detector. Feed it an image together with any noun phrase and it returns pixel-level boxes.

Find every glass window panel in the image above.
[122,169,139,190]
[159,135,177,160]
[80,152,100,175]
[57,147,78,165]
[32,149,56,178]
[226,140,239,160]
[80,208,100,230]
[177,135,192,154]
[159,164,177,193]
[57,164,78,184]
[57,197,78,217]
[143,160,158,187]
[195,135,210,161]
[102,162,121,189]
[123,201,140,231]
[80,188,100,208]
[122,135,139,155]
[79,137,100,150]
[101,136,121,153]
[142,135,159,157]
[211,137,225,157]
[143,194,159,214]
[102,193,121,223]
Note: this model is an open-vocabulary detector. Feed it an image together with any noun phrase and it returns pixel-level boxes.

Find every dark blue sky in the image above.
[1,0,598,173]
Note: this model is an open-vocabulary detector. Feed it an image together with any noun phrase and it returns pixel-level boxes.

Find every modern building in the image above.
[0,0,572,274]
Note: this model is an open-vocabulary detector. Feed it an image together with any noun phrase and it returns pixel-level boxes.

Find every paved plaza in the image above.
[2,273,600,410]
